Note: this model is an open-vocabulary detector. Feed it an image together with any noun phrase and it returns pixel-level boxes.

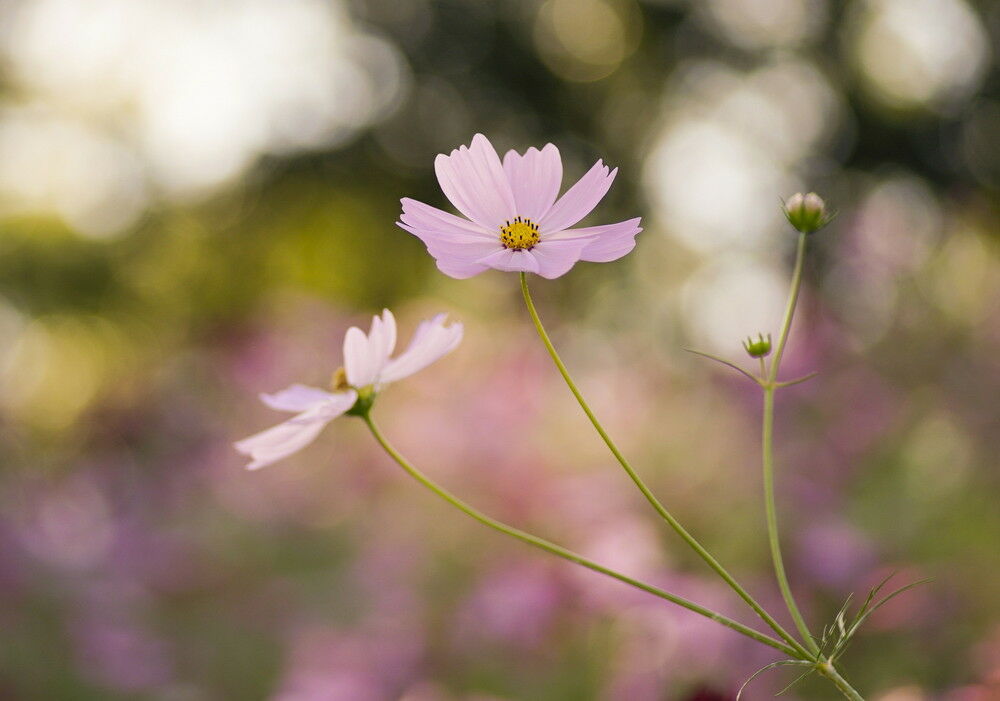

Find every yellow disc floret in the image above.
[499,216,540,250]
[331,366,350,391]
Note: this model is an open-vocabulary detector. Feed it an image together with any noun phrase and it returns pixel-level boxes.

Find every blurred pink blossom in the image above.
[274,624,424,701]
[72,619,173,693]
[797,520,878,589]
[452,561,564,651]
[11,472,114,572]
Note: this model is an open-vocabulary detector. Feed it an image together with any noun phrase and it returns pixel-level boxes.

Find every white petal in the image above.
[538,161,617,233]
[342,312,398,389]
[434,134,517,230]
[366,310,396,379]
[529,238,590,279]
[433,258,491,279]
[545,217,643,263]
[292,390,359,422]
[236,419,329,470]
[380,316,463,384]
[502,144,563,221]
[343,326,377,387]
[259,384,341,412]
[235,392,356,470]
[366,311,396,384]
[398,198,495,241]
[475,247,541,273]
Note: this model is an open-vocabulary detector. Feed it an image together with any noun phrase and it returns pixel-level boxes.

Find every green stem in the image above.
[762,231,819,655]
[769,232,809,381]
[518,272,811,661]
[363,413,799,657]
[817,661,866,701]
[762,386,815,652]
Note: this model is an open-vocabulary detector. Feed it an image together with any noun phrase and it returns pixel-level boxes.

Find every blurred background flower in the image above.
[0,0,996,698]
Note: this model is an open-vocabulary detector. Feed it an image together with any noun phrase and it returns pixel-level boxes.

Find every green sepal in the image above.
[345,386,377,417]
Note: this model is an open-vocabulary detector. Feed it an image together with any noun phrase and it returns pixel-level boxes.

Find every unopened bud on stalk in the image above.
[743,333,772,358]
[783,192,830,234]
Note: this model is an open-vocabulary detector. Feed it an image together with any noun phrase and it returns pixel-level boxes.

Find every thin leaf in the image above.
[861,572,896,608]
[776,372,819,388]
[835,603,849,639]
[736,660,812,701]
[852,578,931,634]
[814,625,833,656]
[684,348,762,385]
[815,593,853,656]
[844,572,896,634]
[846,573,904,639]
[832,578,933,660]
[818,575,897,661]
[834,594,854,633]
[776,667,816,696]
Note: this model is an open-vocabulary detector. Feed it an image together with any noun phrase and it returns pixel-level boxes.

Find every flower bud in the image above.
[743,333,772,358]
[783,192,830,234]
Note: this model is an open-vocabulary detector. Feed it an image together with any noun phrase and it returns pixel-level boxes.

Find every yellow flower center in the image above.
[331,366,350,391]
[499,216,540,250]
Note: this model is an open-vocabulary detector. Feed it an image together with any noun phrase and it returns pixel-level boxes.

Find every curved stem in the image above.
[518,272,811,660]
[362,414,799,657]
[762,386,815,652]
[762,231,819,655]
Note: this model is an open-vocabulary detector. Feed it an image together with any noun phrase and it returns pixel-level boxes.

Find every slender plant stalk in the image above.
[770,232,809,375]
[362,413,799,657]
[518,272,812,661]
[761,231,819,655]
[817,661,865,701]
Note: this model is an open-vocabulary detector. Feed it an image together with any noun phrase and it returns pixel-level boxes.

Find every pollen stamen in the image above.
[499,216,540,251]
[331,367,350,391]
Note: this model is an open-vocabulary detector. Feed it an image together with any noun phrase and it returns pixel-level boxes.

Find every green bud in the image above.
[783,192,830,234]
[743,333,772,358]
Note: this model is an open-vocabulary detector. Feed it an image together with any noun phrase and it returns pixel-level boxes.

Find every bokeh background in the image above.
[0,0,998,699]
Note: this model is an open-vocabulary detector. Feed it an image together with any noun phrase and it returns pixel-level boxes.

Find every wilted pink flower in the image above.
[235,310,462,470]
[398,133,642,279]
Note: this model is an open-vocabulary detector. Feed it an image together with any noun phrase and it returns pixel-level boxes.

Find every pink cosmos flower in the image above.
[398,133,642,279]
[235,310,462,470]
